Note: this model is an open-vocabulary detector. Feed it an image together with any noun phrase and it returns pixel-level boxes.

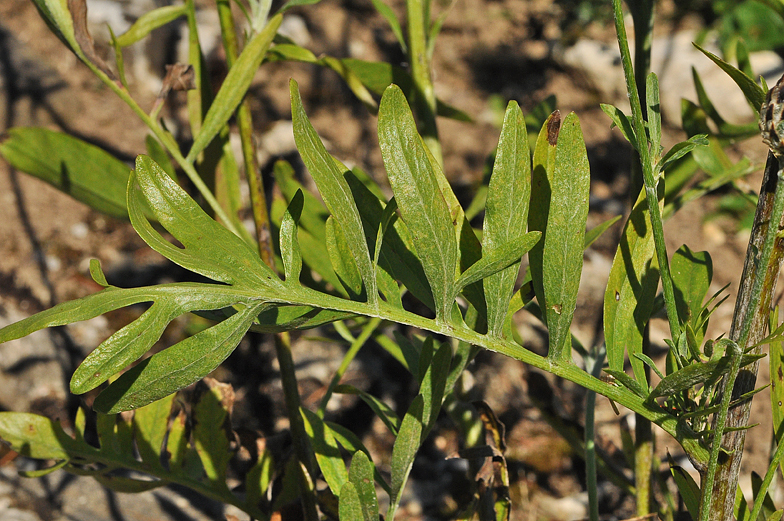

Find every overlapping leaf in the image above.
[291,80,377,306]
[378,84,457,320]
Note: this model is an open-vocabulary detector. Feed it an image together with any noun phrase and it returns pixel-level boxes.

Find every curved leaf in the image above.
[93,301,266,413]
[187,14,281,161]
[130,156,280,288]
[115,4,188,47]
[0,128,133,219]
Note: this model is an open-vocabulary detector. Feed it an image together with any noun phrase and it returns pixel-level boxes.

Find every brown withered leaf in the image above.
[159,63,196,99]
[68,0,117,80]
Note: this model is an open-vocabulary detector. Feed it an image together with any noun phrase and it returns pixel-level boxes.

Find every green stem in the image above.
[585,347,605,521]
[635,327,653,516]
[406,0,442,166]
[216,0,275,264]
[73,13,239,237]
[317,317,382,417]
[251,285,711,465]
[698,340,743,521]
[612,0,681,343]
[274,332,319,521]
[748,429,784,521]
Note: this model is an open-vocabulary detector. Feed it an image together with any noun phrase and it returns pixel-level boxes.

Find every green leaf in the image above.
[348,451,380,521]
[370,0,406,52]
[418,339,451,437]
[457,232,540,297]
[326,422,391,495]
[542,112,590,362]
[752,471,778,520]
[326,217,364,299]
[693,43,766,112]
[132,393,175,469]
[145,135,176,180]
[600,104,638,149]
[528,111,558,327]
[378,84,458,320]
[646,72,662,161]
[290,80,377,306]
[270,196,344,294]
[192,379,233,484]
[659,135,709,174]
[301,407,348,496]
[115,4,188,47]
[0,412,77,460]
[345,174,432,310]
[187,14,281,161]
[584,215,622,249]
[334,384,401,435]
[690,67,758,138]
[245,444,275,509]
[669,456,700,521]
[387,395,424,520]
[770,308,784,477]
[266,43,319,63]
[93,301,266,413]
[670,245,712,326]
[277,0,321,13]
[30,0,79,54]
[339,59,472,122]
[0,128,134,219]
[339,482,364,521]
[130,156,280,288]
[603,369,648,399]
[274,159,330,241]
[482,101,531,336]
[604,190,660,384]
[251,305,355,332]
[280,190,304,285]
[647,354,762,402]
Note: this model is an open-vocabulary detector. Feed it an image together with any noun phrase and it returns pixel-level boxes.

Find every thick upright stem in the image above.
[703,151,784,518]
[216,0,274,264]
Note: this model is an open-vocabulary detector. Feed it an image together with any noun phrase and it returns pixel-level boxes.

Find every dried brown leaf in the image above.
[68,0,116,80]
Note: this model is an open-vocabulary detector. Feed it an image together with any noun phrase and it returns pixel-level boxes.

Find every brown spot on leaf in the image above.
[547,110,561,146]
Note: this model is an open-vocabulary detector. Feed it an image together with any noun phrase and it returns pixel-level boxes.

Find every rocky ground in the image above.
[2,0,784,519]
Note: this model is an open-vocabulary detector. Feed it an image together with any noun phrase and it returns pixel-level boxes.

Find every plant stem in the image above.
[263,285,712,465]
[406,0,442,166]
[73,11,240,236]
[612,0,681,344]
[699,340,743,521]
[317,317,382,417]
[585,347,605,521]
[216,0,275,264]
[702,150,784,518]
[635,326,653,516]
[274,332,319,521]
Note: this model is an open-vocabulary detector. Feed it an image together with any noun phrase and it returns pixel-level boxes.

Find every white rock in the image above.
[561,31,784,125]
